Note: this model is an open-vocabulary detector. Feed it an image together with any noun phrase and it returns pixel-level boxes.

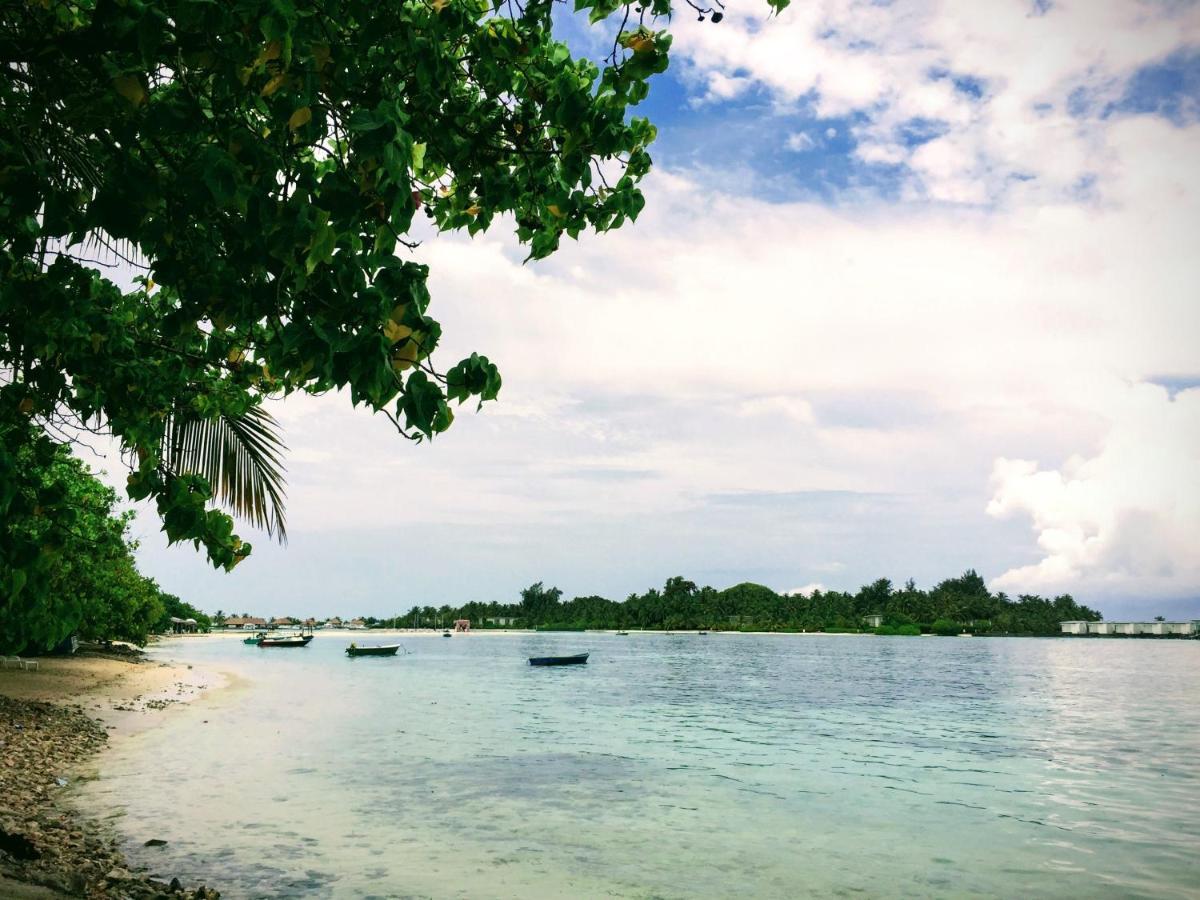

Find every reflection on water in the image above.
[80,634,1200,898]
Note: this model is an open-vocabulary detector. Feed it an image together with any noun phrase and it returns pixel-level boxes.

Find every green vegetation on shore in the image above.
[369,572,1102,636]
[0,437,184,654]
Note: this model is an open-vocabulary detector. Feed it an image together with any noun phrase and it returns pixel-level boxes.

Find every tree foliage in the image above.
[0,435,168,653]
[155,592,212,633]
[377,570,1103,635]
[0,0,788,618]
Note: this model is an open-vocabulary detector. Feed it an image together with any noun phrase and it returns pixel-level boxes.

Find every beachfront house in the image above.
[485,617,518,627]
[272,616,296,628]
[1065,621,1197,637]
[454,619,471,632]
[1060,621,1091,635]
[864,614,884,628]
[169,617,198,634]
[347,618,366,629]
[224,616,267,630]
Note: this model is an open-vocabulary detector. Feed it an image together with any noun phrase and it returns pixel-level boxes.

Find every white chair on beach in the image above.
[3,656,38,670]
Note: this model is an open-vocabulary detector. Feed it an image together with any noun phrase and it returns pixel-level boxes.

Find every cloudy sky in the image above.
[126,0,1199,620]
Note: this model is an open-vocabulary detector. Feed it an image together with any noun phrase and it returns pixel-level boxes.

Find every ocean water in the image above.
[79,633,1200,899]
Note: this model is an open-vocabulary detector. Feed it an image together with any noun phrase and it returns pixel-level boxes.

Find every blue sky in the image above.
[126,1,1200,621]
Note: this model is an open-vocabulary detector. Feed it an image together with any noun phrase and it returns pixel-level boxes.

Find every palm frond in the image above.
[161,405,288,543]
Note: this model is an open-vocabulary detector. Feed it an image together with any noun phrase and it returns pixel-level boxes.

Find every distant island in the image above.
[208,571,1104,638]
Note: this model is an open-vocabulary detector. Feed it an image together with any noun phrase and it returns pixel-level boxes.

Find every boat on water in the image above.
[528,652,589,667]
[698,630,708,635]
[258,634,314,648]
[442,631,452,638]
[616,631,629,636]
[243,632,266,645]
[345,643,401,657]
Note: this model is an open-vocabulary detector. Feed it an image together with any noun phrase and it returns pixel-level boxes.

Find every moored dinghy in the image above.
[528,652,589,666]
[259,633,314,648]
[345,643,402,657]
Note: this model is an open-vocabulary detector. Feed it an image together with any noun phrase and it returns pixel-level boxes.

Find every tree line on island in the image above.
[0,436,1096,652]
[356,573,1102,637]
[0,428,1100,655]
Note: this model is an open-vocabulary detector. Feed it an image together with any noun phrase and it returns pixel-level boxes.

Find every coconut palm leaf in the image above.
[161,405,288,543]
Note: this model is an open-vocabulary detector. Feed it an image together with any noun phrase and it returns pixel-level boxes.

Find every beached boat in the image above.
[258,634,313,648]
[528,652,589,667]
[243,632,266,645]
[345,644,401,657]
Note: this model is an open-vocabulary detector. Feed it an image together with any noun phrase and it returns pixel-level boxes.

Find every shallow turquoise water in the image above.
[81,633,1200,898]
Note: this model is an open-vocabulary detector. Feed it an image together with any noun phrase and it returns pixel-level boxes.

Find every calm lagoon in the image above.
[79,633,1200,898]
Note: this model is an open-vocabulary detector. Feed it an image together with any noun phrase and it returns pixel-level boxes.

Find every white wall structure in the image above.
[1062,621,1197,636]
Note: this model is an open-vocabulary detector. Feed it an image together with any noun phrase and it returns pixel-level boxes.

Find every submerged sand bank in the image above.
[0,651,227,898]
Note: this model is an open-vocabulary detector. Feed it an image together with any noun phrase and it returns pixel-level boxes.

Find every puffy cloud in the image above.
[987,385,1200,598]
[126,107,1200,612]
[671,0,1200,203]
[786,131,816,151]
[787,583,826,597]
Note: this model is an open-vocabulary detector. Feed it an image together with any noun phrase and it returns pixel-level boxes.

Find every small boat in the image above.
[258,634,314,648]
[528,652,589,667]
[345,643,401,657]
[442,631,452,638]
[616,631,629,636]
[698,631,708,635]
[243,632,266,645]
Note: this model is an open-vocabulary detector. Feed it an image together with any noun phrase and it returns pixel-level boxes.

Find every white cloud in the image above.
[854,141,907,165]
[787,583,826,597]
[670,0,1200,203]
[738,396,816,425]
[786,131,816,151]
[125,110,1200,612]
[987,385,1200,598]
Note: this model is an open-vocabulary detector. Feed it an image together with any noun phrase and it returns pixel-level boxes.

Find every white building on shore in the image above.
[1061,620,1199,637]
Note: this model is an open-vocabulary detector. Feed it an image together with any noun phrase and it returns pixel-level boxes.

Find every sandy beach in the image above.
[0,647,226,898]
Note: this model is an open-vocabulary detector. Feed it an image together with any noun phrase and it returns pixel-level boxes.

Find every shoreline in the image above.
[0,648,229,898]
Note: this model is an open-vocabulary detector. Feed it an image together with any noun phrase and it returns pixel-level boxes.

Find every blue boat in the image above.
[529,652,589,667]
